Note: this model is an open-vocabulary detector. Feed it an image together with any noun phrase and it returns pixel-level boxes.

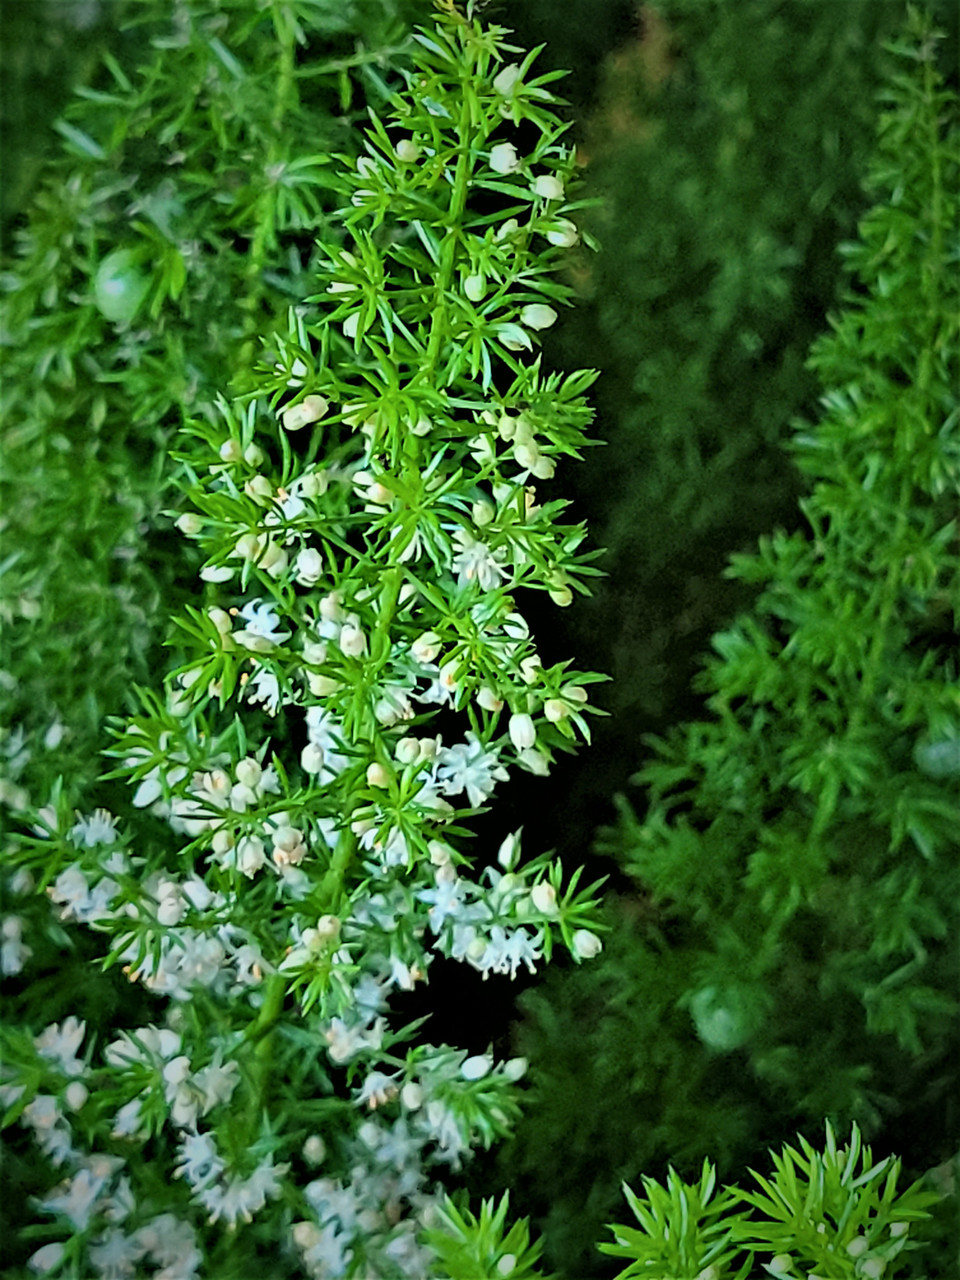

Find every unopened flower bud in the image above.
[531,881,558,915]
[235,758,262,789]
[302,1135,326,1166]
[544,698,568,723]
[546,218,579,248]
[520,303,557,330]
[208,607,233,636]
[464,273,486,302]
[235,532,262,562]
[296,547,324,585]
[301,743,324,774]
[497,830,521,870]
[412,631,441,664]
[401,1081,424,1110]
[339,623,367,657]
[395,738,421,766]
[461,1054,492,1081]
[533,174,564,200]
[477,685,503,712]
[571,928,602,960]
[410,415,433,437]
[64,1081,88,1112]
[315,914,341,942]
[472,497,496,526]
[282,397,327,431]
[395,138,420,162]
[293,1222,322,1250]
[489,142,520,175]
[176,512,202,536]
[366,762,391,788]
[244,474,274,505]
[493,63,522,96]
[508,713,536,751]
[219,438,242,464]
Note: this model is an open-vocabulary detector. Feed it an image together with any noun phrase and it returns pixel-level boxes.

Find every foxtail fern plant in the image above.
[505,8,960,1273]
[2,3,606,1276]
[0,0,416,814]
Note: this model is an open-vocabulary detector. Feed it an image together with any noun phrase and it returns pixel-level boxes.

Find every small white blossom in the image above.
[34,1017,86,1077]
[69,807,118,848]
[532,173,564,200]
[489,142,520,175]
[450,529,507,591]
[520,303,557,330]
[436,734,509,807]
[282,395,328,432]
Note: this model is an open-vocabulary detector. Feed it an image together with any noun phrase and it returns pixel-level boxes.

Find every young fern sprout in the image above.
[3,4,606,1276]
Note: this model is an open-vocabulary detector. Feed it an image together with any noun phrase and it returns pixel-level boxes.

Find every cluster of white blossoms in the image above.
[6,8,605,1276]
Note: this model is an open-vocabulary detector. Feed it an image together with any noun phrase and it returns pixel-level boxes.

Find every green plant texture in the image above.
[524,0,957,828]
[0,0,418,816]
[601,1124,940,1280]
[505,8,959,1274]
[1,3,608,1276]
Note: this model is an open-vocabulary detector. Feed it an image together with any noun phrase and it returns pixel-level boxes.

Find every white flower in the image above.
[28,1243,65,1275]
[69,808,118,848]
[282,395,329,432]
[34,1017,86,1077]
[41,1165,112,1230]
[233,599,290,652]
[461,1053,492,1080]
[571,928,602,960]
[520,303,557,330]
[493,63,522,97]
[532,173,564,200]
[531,881,558,915]
[508,713,536,751]
[489,142,520,175]
[356,1071,399,1110]
[197,1156,288,1227]
[296,547,324,586]
[175,1130,224,1189]
[244,666,282,715]
[436,734,509,807]
[471,925,541,980]
[1,914,31,975]
[450,529,507,591]
[112,1097,145,1139]
[545,217,579,248]
[417,878,467,932]
[88,1229,146,1277]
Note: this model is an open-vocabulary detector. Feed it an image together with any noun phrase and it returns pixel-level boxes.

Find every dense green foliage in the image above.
[508,0,957,838]
[0,0,417,813]
[506,9,959,1275]
[601,1125,939,1280]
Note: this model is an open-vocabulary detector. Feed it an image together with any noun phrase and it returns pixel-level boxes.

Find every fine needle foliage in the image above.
[505,7,959,1273]
[0,0,417,814]
[2,3,607,1276]
[601,1123,940,1280]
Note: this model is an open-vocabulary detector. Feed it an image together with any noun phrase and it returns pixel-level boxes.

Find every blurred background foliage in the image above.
[2,2,958,1278]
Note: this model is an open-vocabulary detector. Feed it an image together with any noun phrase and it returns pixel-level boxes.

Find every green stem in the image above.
[237,0,298,371]
[423,59,476,379]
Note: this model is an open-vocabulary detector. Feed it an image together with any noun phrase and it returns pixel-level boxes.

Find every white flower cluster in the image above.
[8,9,606,1276]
